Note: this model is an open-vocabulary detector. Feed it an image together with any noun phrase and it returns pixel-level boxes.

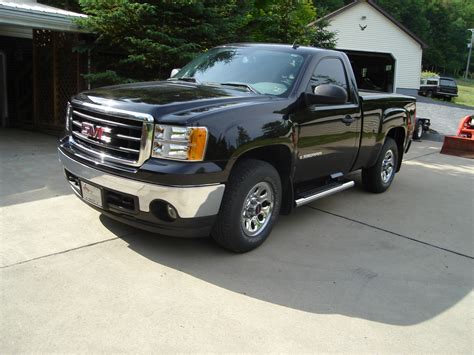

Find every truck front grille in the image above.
[69,102,154,167]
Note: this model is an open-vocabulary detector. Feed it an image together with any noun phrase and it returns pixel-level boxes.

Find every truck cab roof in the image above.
[218,43,341,56]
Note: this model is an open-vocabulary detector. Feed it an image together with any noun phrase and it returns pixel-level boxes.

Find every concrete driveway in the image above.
[1,129,473,353]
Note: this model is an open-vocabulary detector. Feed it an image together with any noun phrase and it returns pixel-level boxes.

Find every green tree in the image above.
[77,0,336,85]
[312,0,351,15]
[376,0,430,41]
[310,18,337,48]
[38,0,81,11]
[240,0,336,47]
[422,0,473,75]
[376,0,473,76]
[241,0,317,45]
[77,0,244,84]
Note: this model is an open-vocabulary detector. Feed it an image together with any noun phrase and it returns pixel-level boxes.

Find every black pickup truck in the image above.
[58,43,415,252]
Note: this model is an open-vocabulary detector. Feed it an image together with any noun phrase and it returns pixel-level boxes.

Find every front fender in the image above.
[223,118,295,172]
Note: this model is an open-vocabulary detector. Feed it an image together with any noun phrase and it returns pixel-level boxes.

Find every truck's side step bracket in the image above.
[295,181,355,207]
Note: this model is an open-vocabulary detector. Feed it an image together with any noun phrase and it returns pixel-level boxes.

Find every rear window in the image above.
[440,79,456,87]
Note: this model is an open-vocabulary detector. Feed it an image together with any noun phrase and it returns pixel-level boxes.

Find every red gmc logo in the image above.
[81,122,111,143]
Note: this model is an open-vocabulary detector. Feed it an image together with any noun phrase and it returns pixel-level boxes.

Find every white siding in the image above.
[327,2,423,90]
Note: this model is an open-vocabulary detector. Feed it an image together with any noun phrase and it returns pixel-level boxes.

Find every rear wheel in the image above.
[413,121,423,140]
[362,137,399,193]
[211,159,281,252]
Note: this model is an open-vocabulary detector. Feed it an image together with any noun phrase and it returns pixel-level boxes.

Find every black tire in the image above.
[211,159,282,253]
[362,137,399,193]
[427,90,433,98]
[413,121,423,140]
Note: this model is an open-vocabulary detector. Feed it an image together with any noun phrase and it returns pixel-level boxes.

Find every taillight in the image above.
[408,109,415,131]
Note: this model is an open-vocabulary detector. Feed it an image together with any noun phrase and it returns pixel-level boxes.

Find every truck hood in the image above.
[74,81,276,124]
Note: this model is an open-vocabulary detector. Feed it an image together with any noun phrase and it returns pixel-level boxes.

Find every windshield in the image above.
[172,47,307,96]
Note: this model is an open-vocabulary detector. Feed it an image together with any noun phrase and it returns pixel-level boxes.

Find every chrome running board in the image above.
[295,181,355,207]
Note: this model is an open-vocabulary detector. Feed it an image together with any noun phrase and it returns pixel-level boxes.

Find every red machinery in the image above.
[440,115,474,158]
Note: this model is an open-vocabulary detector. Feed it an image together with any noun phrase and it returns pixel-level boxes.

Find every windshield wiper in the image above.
[219,82,260,94]
[169,79,260,94]
[168,76,200,84]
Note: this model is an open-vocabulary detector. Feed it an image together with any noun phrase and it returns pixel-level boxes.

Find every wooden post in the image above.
[32,30,38,127]
[76,34,81,93]
[52,32,59,127]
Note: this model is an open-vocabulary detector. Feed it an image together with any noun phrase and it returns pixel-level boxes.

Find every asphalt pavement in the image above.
[1,129,473,353]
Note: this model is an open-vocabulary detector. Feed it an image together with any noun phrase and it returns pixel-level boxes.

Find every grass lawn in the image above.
[453,78,474,107]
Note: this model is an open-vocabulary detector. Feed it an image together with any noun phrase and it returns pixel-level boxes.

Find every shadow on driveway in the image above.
[99,203,473,327]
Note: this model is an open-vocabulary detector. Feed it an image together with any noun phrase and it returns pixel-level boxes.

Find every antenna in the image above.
[292,40,299,49]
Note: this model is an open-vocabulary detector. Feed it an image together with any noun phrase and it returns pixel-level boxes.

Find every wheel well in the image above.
[386,127,405,171]
[232,145,294,214]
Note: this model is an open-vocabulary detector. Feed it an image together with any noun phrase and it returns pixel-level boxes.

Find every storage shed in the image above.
[318,0,427,95]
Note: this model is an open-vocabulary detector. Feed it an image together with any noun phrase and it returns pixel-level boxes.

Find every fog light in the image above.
[166,204,178,220]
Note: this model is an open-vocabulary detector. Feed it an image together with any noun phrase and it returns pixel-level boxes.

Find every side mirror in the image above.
[306,84,348,105]
[170,68,180,78]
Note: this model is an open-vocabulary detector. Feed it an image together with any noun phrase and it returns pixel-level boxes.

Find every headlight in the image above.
[152,124,208,161]
[65,102,72,131]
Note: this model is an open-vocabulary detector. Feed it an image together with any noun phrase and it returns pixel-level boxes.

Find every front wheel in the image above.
[362,137,399,193]
[211,159,282,252]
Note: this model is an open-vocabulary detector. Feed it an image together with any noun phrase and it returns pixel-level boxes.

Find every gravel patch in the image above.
[416,101,473,136]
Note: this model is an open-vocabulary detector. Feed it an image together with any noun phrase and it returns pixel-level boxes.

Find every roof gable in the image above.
[316,0,427,48]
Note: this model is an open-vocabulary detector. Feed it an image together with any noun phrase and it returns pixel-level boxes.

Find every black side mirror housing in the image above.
[306,84,348,105]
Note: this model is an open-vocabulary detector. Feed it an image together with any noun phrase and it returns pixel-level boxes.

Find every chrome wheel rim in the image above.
[241,182,274,237]
[381,149,395,184]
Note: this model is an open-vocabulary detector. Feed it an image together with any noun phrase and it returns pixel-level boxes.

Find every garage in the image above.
[343,49,395,92]
[318,0,427,95]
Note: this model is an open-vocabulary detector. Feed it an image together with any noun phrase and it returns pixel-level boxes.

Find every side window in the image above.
[310,57,348,91]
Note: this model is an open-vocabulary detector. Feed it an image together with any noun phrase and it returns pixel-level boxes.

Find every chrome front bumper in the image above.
[58,149,225,218]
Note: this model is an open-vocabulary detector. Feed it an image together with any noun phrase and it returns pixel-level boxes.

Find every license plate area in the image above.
[80,181,103,208]
[65,170,138,214]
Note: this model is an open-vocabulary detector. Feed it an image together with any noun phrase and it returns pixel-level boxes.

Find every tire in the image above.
[413,121,423,140]
[362,137,399,193]
[427,90,433,98]
[211,159,282,253]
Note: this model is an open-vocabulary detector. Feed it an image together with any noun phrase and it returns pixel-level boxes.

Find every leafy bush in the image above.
[421,71,439,79]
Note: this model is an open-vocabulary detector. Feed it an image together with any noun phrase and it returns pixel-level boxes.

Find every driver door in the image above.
[294,57,361,183]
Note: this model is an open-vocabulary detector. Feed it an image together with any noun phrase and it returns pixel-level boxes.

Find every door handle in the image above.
[341,115,355,125]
